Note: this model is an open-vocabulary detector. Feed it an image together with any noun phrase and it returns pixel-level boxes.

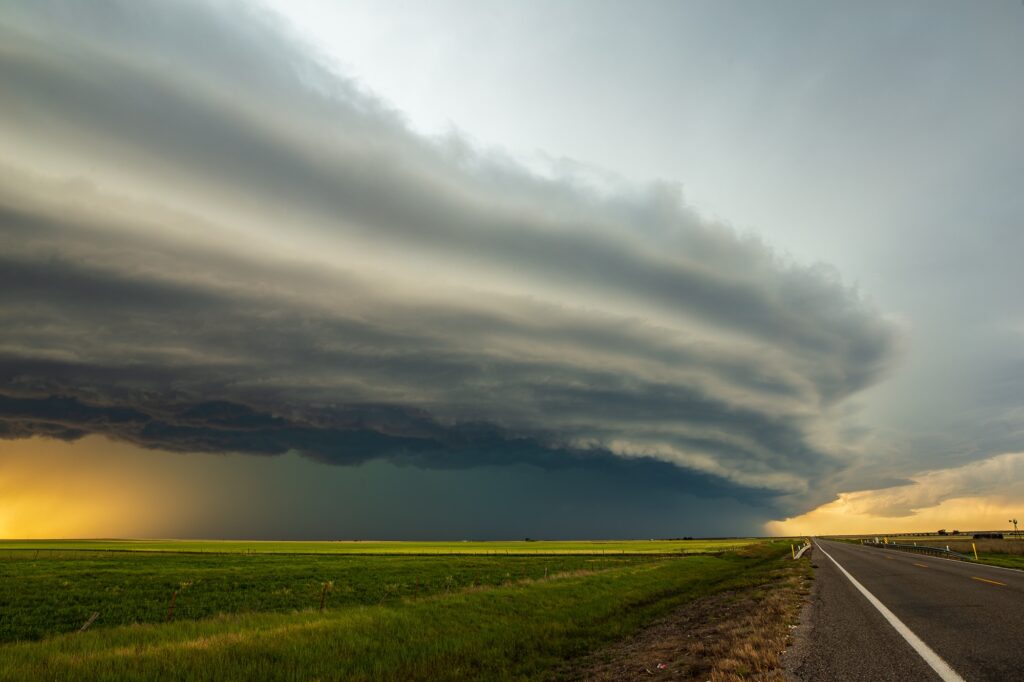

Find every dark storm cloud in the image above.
[0,24,890,393]
[0,388,765,506]
[0,0,898,513]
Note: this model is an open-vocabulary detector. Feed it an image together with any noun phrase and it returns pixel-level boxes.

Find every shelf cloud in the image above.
[0,0,899,517]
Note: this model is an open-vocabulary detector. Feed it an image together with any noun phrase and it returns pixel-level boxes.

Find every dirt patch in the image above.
[563,553,813,681]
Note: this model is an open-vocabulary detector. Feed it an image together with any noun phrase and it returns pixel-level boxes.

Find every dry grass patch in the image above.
[564,552,813,680]
[939,539,1024,555]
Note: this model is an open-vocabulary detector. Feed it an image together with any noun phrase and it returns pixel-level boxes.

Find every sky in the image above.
[1,0,1022,538]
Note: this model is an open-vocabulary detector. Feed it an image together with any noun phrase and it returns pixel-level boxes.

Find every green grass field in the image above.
[0,538,789,680]
[970,553,1024,570]
[0,538,757,555]
[0,551,653,643]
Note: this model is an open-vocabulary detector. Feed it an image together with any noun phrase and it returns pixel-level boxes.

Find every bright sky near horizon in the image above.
[1,0,1023,538]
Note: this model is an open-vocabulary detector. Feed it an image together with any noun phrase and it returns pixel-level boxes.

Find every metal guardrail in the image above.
[861,540,973,561]
[791,541,812,559]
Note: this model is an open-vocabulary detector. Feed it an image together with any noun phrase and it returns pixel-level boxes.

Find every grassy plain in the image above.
[0,552,651,643]
[0,538,757,555]
[0,539,789,680]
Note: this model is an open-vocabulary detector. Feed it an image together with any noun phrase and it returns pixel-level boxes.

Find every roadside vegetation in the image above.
[830,535,1024,570]
[565,543,813,681]
[0,539,794,680]
[927,539,1024,570]
[0,538,756,555]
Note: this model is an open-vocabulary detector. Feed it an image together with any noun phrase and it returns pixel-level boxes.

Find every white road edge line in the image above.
[814,540,966,682]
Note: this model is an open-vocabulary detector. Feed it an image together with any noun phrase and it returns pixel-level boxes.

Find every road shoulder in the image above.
[564,550,812,680]
[781,547,818,680]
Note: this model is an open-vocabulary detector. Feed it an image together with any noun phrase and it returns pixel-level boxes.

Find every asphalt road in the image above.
[787,539,1024,681]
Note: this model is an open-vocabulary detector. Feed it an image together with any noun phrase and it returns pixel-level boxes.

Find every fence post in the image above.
[79,612,100,633]
[165,590,178,622]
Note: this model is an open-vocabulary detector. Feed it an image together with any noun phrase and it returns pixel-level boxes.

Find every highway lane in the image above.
[789,539,1024,681]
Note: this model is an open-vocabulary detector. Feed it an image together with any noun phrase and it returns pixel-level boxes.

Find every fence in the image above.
[861,540,973,562]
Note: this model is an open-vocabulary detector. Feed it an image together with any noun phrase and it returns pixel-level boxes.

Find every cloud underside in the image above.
[767,451,1024,535]
[824,451,1024,519]
[0,0,897,513]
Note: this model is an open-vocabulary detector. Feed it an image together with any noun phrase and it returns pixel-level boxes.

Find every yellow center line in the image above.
[971,576,1006,586]
[913,563,928,568]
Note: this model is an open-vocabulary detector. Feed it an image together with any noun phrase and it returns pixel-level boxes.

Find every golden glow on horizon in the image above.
[768,451,1024,535]
[0,436,269,539]
[767,494,1022,536]
[1,437,169,538]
